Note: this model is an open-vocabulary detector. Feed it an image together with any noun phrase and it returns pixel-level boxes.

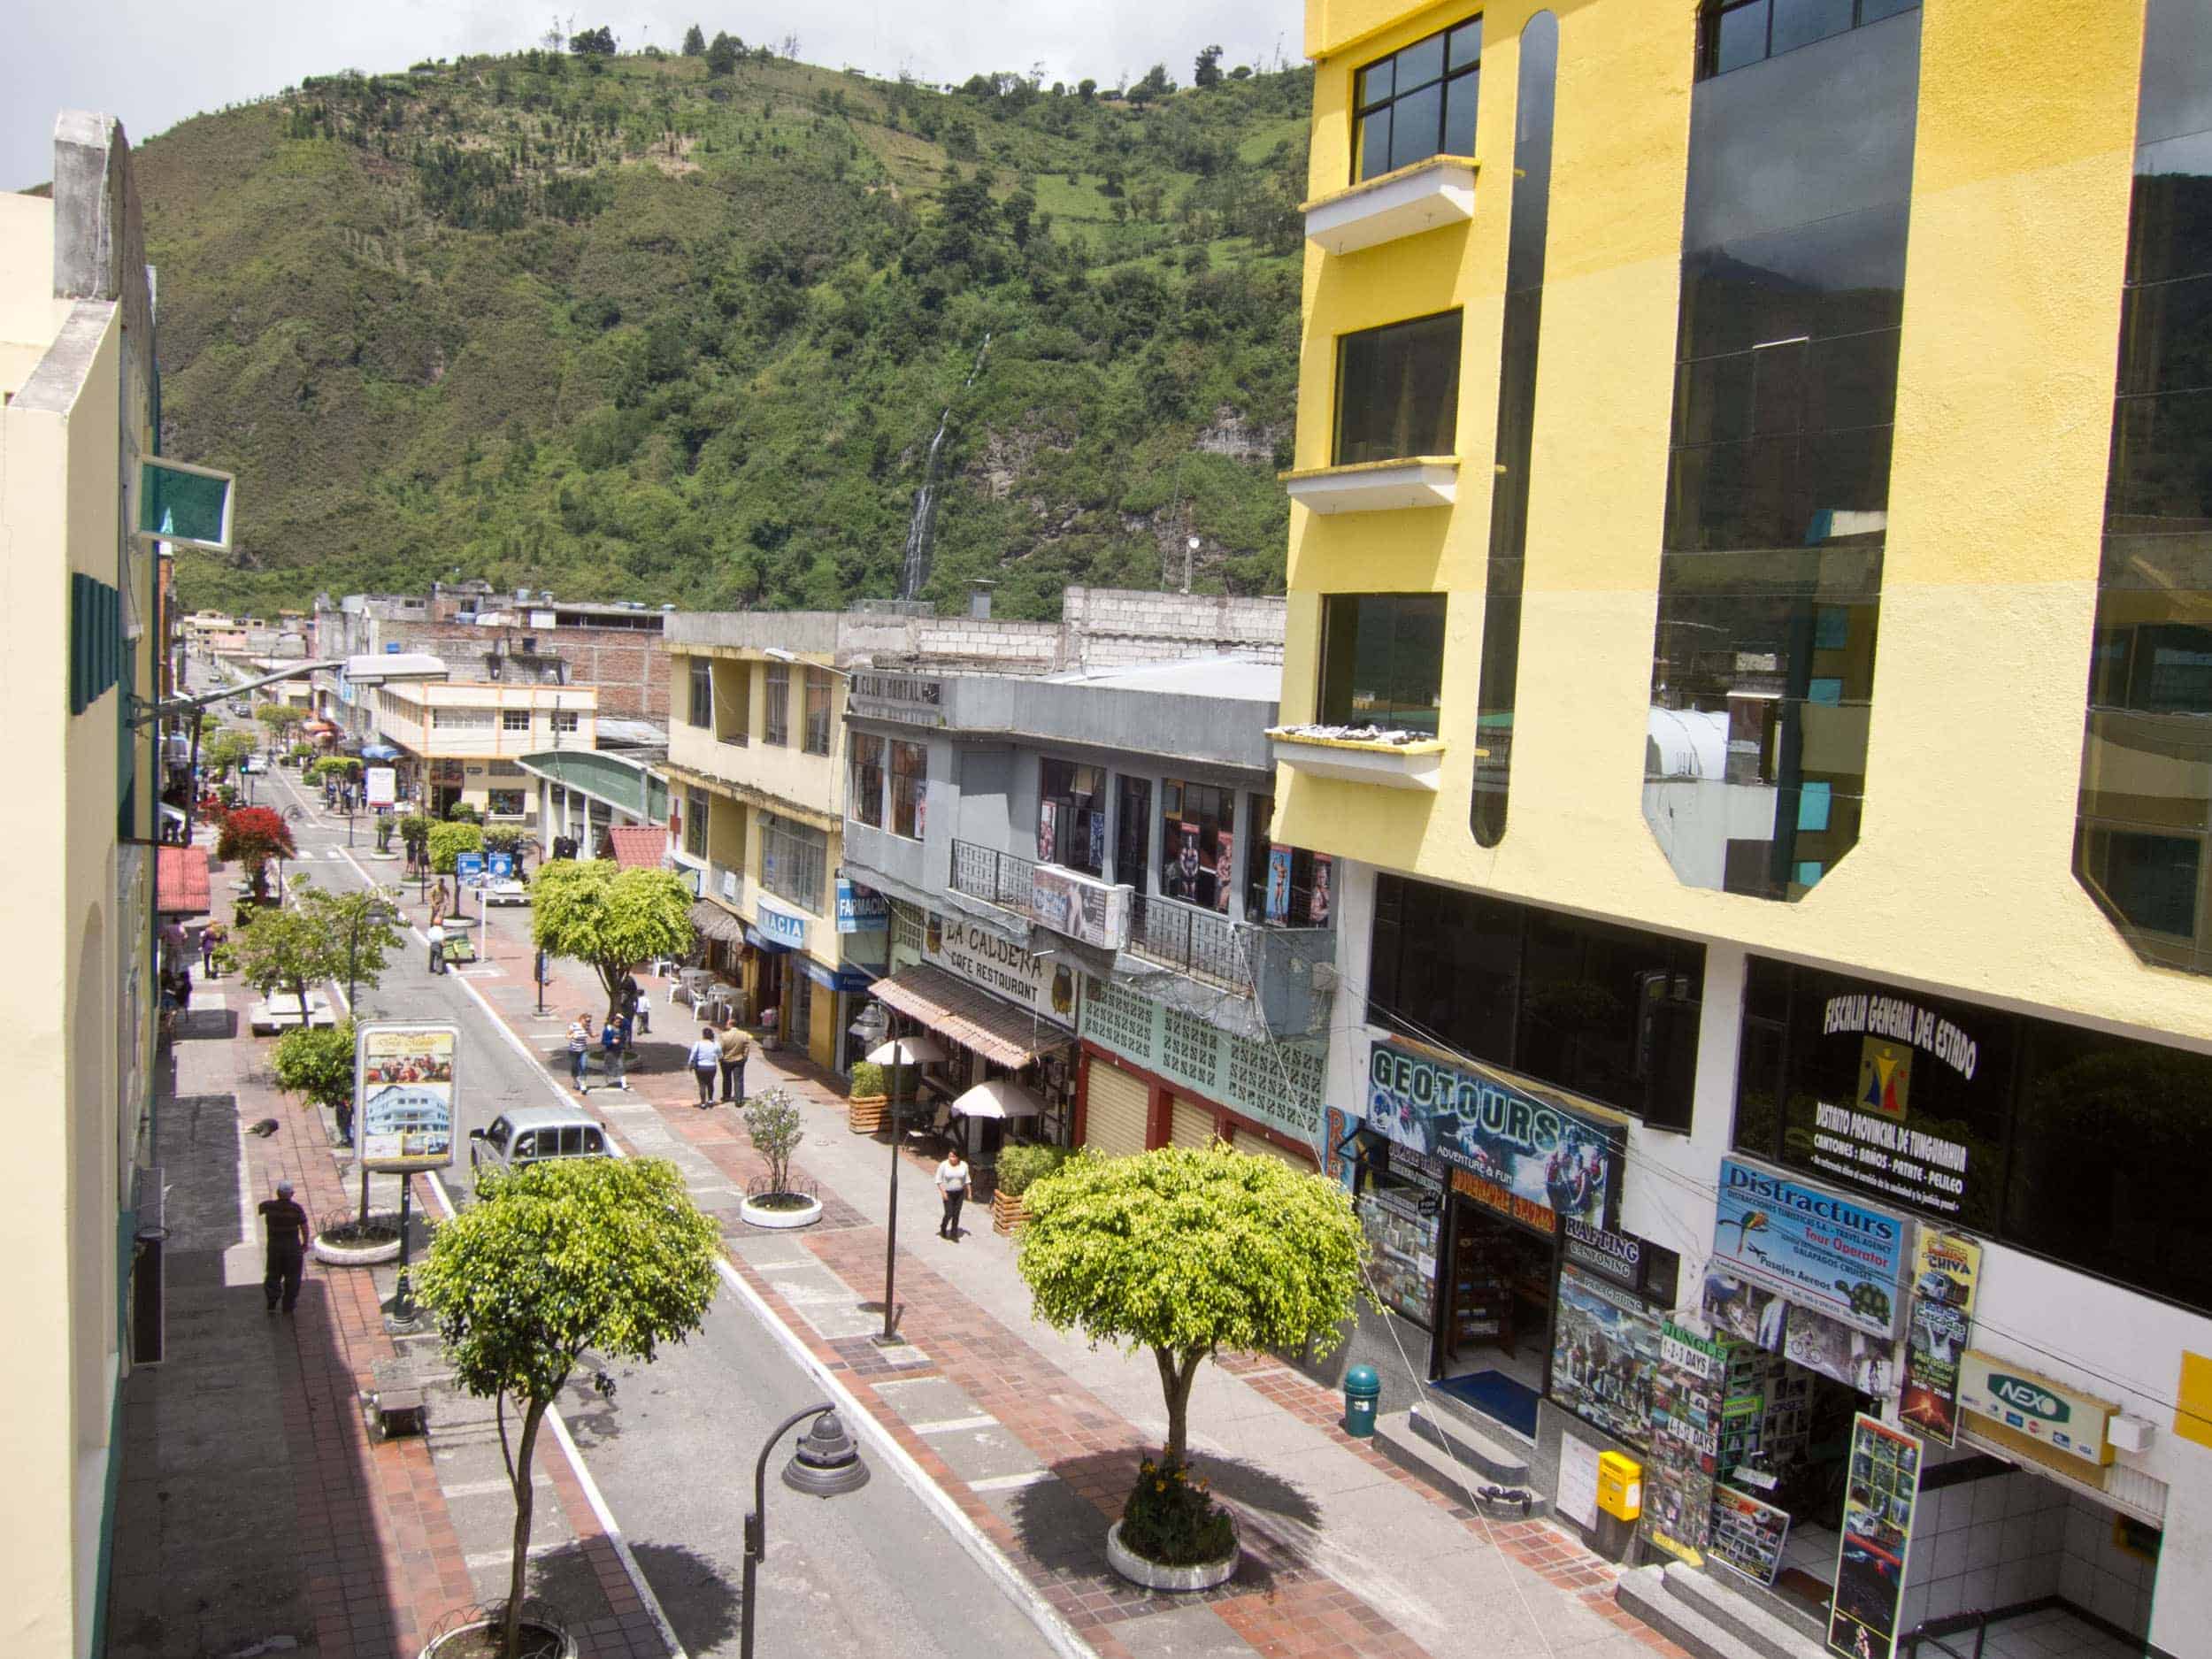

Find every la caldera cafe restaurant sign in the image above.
[1365,1039,1623,1235]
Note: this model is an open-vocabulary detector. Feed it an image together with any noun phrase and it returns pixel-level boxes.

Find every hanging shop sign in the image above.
[834,879,889,934]
[1712,1158,1908,1339]
[365,766,397,807]
[1955,1352,2114,1472]
[1562,1216,1680,1302]
[1899,1231,1982,1445]
[1828,1415,1924,1659]
[754,899,809,950]
[1709,1485,1791,1586]
[848,672,946,726]
[355,1022,457,1172]
[1550,1265,1663,1451]
[1795,977,1993,1223]
[1079,972,1325,1146]
[925,910,1077,1026]
[1368,1041,1619,1231]
[1031,864,1133,950]
[1644,1321,1732,1563]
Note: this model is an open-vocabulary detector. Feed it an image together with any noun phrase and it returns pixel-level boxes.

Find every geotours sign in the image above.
[1367,1042,1619,1229]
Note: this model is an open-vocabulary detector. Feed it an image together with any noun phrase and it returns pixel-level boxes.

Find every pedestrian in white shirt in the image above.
[687,1026,721,1108]
[935,1146,970,1240]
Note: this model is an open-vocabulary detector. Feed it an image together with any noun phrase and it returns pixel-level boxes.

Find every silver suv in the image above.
[467,1104,610,1194]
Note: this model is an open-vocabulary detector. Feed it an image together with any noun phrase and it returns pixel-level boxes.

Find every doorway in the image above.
[1433,1197,1556,1437]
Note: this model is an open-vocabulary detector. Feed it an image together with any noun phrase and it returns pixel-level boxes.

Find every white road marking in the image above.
[967,1471,1056,1493]
[910,1415,999,1434]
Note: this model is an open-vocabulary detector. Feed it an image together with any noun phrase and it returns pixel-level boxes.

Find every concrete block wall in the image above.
[1063,587,1286,667]
[1900,1467,2154,1639]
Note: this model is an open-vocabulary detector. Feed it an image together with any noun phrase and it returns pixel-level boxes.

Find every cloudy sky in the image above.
[8,0,1299,188]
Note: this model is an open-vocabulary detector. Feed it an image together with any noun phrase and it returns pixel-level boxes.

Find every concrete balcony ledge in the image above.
[1280,456,1458,515]
[1302,156,1478,256]
[1270,726,1447,791]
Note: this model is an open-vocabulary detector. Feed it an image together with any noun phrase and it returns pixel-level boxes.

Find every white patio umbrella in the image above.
[950,1079,1046,1120]
[866,1035,949,1067]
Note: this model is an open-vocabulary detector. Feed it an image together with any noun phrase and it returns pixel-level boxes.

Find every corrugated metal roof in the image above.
[157,846,211,915]
[868,964,1072,1070]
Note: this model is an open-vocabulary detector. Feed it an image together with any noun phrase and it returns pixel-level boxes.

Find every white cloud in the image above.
[6,0,1301,190]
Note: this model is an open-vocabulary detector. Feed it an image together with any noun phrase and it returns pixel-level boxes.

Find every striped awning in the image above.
[157,846,211,915]
[689,900,747,946]
[867,964,1071,1070]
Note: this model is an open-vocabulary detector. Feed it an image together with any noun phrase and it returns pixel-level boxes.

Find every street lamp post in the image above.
[741,1405,869,1659]
[849,1004,947,1347]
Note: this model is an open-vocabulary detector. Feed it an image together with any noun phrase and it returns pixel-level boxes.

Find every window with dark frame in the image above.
[891,741,927,840]
[1114,776,1152,893]
[1159,780,1236,913]
[763,661,790,747]
[502,709,531,733]
[803,667,833,756]
[1352,16,1483,183]
[1040,757,1107,875]
[1334,311,1463,467]
[1368,874,1704,1130]
[1697,0,1920,81]
[687,657,712,727]
[1319,594,1447,734]
[850,733,886,828]
[1244,795,1324,926]
[682,787,708,859]
[551,710,579,733]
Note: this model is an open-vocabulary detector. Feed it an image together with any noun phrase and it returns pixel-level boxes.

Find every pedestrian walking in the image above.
[199,920,223,977]
[259,1179,311,1314]
[600,1013,629,1091]
[568,1014,593,1092]
[619,972,649,1041]
[687,1026,721,1107]
[718,1018,751,1104]
[935,1145,971,1240]
[426,920,446,975]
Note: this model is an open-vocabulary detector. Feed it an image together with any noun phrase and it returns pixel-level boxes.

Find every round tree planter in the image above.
[740,1193,823,1231]
[419,1615,575,1659]
[848,1095,889,1135]
[313,1226,402,1266]
[1106,1522,1239,1592]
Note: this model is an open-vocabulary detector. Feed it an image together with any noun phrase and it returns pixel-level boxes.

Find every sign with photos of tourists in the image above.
[1827,1414,1923,1659]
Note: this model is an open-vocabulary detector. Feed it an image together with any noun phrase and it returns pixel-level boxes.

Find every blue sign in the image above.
[1710,1157,1907,1339]
[455,852,485,883]
[1365,1041,1618,1229]
[753,902,808,949]
[835,879,889,934]
[488,852,515,880]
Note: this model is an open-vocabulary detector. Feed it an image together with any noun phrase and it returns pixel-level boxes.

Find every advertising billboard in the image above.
[355,1022,458,1172]
[1828,1415,1923,1659]
[1899,1231,1982,1444]
[1712,1158,1908,1338]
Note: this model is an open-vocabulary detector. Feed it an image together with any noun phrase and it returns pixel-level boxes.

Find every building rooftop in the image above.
[1042,654,1284,701]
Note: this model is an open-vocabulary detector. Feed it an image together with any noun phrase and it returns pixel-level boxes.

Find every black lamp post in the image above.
[851,1004,948,1347]
[741,1405,868,1659]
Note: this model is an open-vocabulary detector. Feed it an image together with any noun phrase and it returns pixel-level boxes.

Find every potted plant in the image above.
[992,1142,1068,1235]
[1018,1144,1366,1591]
[846,1060,889,1134]
[739,1088,821,1228]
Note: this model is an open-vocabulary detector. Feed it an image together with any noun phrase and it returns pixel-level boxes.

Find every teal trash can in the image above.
[1343,1364,1381,1438]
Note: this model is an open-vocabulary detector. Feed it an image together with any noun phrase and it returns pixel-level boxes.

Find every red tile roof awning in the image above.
[608,826,668,870]
[157,847,211,916]
[867,964,1073,1070]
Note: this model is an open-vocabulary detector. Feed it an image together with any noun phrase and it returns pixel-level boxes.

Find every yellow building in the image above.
[0,114,165,1658]
[665,615,866,1074]
[1279,1,2210,1647]
[369,678,597,825]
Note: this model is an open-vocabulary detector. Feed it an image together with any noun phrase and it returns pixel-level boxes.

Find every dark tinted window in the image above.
[1114,776,1151,892]
[1698,0,1920,79]
[1319,594,1446,733]
[1353,16,1481,182]
[1370,875,1704,1128]
[1334,311,1463,466]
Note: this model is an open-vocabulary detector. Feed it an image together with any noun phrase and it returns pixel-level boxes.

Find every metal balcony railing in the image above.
[950,840,1038,915]
[1129,894,1257,993]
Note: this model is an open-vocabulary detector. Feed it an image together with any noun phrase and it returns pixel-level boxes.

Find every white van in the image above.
[467,1105,610,1194]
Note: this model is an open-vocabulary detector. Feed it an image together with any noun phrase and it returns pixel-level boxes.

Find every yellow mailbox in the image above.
[1595,1451,1643,1521]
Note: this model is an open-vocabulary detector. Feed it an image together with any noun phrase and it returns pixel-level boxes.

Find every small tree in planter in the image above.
[741,1088,818,1226]
[428,820,487,907]
[416,1157,719,1659]
[1018,1143,1366,1579]
[273,1019,359,1147]
[445,800,482,824]
[846,1060,888,1133]
[398,812,435,872]
[216,804,296,902]
[530,860,695,1025]
[991,1142,1069,1234]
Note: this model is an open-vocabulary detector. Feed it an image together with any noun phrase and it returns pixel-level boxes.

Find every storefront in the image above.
[1075,973,1328,1169]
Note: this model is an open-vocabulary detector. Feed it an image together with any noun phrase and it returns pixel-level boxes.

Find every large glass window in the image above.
[682,787,708,859]
[1698,0,1919,80]
[850,733,885,828]
[1319,594,1445,734]
[1333,311,1463,467]
[1369,874,1704,1129]
[762,661,789,747]
[803,667,833,756]
[1245,795,1325,926]
[1352,16,1482,182]
[1039,757,1106,874]
[1160,780,1236,913]
[760,813,826,911]
[1643,8,1920,898]
[1735,956,2212,1316]
[2076,0,2212,976]
[891,741,926,840]
[1114,776,1152,892]
[687,657,712,728]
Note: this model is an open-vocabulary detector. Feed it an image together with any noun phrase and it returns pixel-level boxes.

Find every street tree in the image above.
[273,1019,359,1145]
[299,880,404,1007]
[529,859,694,1022]
[743,1088,803,1196]
[254,702,307,747]
[204,728,255,780]
[233,890,341,1022]
[427,820,487,904]
[308,757,361,786]
[216,804,296,901]
[681,22,704,55]
[397,811,436,871]
[1017,1143,1364,1562]
[415,1157,719,1659]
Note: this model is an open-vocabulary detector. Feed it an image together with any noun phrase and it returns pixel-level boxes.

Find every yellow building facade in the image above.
[1279,2,2210,1648]
[0,115,164,1658]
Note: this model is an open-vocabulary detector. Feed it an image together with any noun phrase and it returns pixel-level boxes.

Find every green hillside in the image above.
[134,42,1312,618]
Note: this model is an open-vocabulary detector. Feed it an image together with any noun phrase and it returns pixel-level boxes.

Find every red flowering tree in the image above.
[216,805,296,901]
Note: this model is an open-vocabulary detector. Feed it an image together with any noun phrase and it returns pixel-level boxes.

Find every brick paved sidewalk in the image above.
[465,899,1686,1659]
[107,870,669,1659]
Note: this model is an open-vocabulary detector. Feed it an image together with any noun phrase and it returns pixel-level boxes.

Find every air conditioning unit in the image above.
[1032,864,1133,950]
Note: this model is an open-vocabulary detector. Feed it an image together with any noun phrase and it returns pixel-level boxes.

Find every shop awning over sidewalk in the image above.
[608,826,667,870]
[689,900,747,947]
[157,847,211,916]
[867,964,1072,1070]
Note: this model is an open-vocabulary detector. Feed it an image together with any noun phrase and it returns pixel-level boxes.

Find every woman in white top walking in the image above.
[687,1026,721,1107]
[935,1145,970,1240]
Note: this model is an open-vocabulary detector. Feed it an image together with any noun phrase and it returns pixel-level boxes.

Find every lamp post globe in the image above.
[780,1409,870,1499]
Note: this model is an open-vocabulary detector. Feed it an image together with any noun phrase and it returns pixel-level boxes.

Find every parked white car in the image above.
[483,878,531,907]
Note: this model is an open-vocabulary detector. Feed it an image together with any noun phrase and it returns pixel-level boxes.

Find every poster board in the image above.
[1827,1414,1923,1659]
[1556,1432,1603,1531]
[1709,1485,1792,1586]
[356,1022,458,1172]
[365,766,397,807]
[1551,1265,1662,1450]
[1644,1320,1730,1563]
[1900,1231,1982,1445]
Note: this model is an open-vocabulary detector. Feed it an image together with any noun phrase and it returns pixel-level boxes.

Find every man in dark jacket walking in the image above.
[260,1179,311,1314]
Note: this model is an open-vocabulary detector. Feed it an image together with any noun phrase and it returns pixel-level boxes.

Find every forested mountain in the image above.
[129,38,1312,618]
